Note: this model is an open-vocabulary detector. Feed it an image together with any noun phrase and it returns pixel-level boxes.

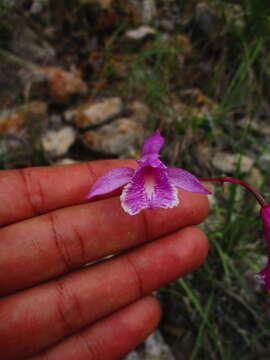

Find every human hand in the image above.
[0,160,209,360]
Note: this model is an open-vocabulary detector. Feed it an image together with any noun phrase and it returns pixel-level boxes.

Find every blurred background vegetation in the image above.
[1,0,270,359]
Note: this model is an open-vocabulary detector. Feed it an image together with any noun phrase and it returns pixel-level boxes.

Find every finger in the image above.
[0,160,135,226]
[0,190,209,295]
[0,226,208,360]
[30,296,160,360]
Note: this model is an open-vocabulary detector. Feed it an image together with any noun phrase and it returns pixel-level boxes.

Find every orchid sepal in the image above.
[87,167,135,200]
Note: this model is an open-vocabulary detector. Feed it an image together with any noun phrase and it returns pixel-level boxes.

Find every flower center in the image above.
[143,168,155,198]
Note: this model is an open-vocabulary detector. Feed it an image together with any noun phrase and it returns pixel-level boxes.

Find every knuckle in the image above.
[48,211,87,270]
[77,332,104,360]
[125,254,144,298]
[69,223,87,266]
[48,212,74,272]
[19,168,45,215]
[54,279,84,335]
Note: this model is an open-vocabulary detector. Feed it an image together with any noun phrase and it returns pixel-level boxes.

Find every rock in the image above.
[75,97,123,129]
[125,26,156,40]
[0,135,32,169]
[0,101,47,135]
[64,108,78,123]
[0,109,26,135]
[127,101,150,124]
[159,18,175,32]
[212,152,254,173]
[237,117,270,134]
[35,67,88,104]
[144,330,175,360]
[30,0,48,14]
[81,118,144,156]
[41,126,76,157]
[259,153,270,171]
[141,0,157,24]
[124,351,142,360]
[54,158,79,165]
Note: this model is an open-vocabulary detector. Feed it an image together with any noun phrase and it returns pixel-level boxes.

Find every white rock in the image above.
[54,158,79,165]
[75,97,123,128]
[124,351,142,360]
[212,152,254,173]
[142,0,157,24]
[125,26,156,40]
[81,118,143,156]
[144,330,175,360]
[41,127,76,157]
[64,108,79,123]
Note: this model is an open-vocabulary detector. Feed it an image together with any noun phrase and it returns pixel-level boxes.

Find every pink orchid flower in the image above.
[87,130,210,215]
[256,205,270,291]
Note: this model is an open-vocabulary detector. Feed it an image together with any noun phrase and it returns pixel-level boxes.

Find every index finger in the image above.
[0,160,135,226]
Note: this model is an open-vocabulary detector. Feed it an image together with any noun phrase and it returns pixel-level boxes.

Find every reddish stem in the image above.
[199,176,268,207]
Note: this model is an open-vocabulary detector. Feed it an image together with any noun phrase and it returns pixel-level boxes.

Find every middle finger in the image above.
[0,191,208,295]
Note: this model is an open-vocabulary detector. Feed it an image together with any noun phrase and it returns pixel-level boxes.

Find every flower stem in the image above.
[199,176,268,207]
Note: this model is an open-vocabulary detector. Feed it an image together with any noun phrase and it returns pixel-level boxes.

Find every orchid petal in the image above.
[167,168,211,194]
[143,130,164,155]
[87,167,135,200]
[256,206,270,291]
[120,167,179,215]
